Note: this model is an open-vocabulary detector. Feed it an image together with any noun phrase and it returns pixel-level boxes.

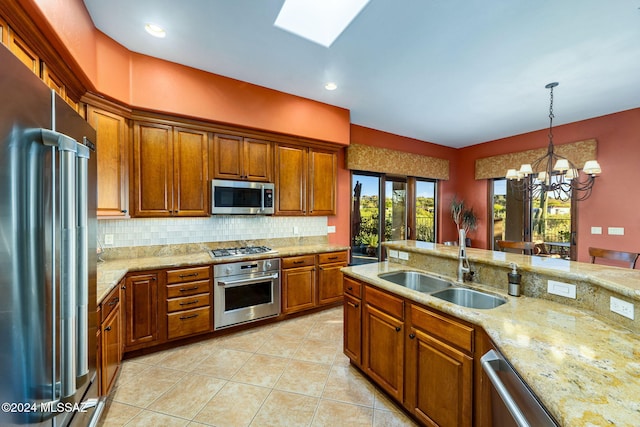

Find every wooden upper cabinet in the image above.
[275,144,307,215]
[87,106,129,218]
[0,16,7,45]
[8,29,39,75]
[308,149,337,216]
[42,63,65,98]
[173,127,209,216]
[132,121,209,217]
[133,122,174,217]
[212,134,271,182]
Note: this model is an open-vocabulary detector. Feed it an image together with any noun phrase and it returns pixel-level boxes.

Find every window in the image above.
[415,179,436,242]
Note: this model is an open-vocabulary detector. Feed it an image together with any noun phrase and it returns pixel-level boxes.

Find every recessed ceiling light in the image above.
[145,23,166,38]
[325,82,338,91]
[274,0,370,48]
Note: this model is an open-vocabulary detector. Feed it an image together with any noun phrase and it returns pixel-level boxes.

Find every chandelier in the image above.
[506,82,601,202]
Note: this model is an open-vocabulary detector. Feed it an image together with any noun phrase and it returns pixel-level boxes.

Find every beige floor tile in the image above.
[193,348,252,379]
[373,409,418,426]
[193,381,270,427]
[255,333,302,358]
[156,343,218,371]
[113,361,151,387]
[274,360,331,397]
[231,354,288,387]
[373,389,402,413]
[133,349,177,366]
[250,390,319,427]
[312,399,373,427]
[306,321,343,342]
[147,373,227,419]
[97,400,142,426]
[110,367,186,407]
[292,338,340,365]
[124,409,190,427]
[217,329,271,352]
[272,316,316,337]
[322,365,376,407]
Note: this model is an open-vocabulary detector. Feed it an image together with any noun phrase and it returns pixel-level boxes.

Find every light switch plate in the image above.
[591,226,602,235]
[104,234,114,245]
[399,251,409,260]
[610,296,634,320]
[608,227,624,236]
[327,225,336,233]
[547,280,576,299]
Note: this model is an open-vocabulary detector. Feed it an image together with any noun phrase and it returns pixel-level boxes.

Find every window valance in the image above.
[346,144,449,180]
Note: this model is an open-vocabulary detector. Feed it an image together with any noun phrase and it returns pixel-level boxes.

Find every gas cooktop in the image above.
[209,246,277,258]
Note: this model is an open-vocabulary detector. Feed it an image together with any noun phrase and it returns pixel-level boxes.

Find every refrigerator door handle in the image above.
[42,128,79,399]
[76,142,90,381]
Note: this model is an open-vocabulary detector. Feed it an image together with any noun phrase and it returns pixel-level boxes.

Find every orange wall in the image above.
[27,0,351,145]
[458,108,640,260]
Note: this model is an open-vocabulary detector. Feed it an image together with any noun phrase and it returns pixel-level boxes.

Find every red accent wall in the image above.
[457,108,640,261]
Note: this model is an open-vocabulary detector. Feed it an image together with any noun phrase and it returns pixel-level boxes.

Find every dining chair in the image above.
[588,247,639,269]
[496,240,540,255]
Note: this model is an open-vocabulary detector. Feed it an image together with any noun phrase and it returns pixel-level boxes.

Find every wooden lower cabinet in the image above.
[123,272,159,350]
[99,281,123,395]
[164,265,213,340]
[362,285,405,402]
[344,278,476,426]
[317,251,347,305]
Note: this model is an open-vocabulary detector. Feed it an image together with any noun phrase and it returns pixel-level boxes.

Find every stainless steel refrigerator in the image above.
[0,45,103,426]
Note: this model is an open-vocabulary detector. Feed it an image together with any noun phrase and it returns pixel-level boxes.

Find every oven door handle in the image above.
[218,273,279,288]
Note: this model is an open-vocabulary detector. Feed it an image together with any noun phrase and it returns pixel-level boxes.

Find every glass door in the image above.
[351,174,381,265]
[385,179,407,241]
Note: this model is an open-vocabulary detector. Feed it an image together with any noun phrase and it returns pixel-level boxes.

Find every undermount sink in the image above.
[430,287,507,309]
[378,271,452,293]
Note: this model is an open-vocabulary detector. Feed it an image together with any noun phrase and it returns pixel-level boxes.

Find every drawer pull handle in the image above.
[293,260,306,264]
[179,286,199,292]
[395,326,401,332]
[347,301,359,308]
[328,256,338,260]
[179,300,199,306]
[105,326,112,332]
[179,273,199,278]
[347,286,353,291]
[108,297,119,306]
[180,314,199,320]
[409,333,416,339]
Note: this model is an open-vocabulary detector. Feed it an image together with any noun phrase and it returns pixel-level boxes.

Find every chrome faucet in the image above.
[457,229,470,282]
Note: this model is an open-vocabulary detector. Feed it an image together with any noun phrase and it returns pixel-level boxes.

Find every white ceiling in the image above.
[83,0,640,148]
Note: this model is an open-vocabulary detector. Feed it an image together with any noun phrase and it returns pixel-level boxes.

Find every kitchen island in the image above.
[341,241,640,427]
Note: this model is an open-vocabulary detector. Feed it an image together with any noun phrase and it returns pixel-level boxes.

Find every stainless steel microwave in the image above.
[211,179,275,215]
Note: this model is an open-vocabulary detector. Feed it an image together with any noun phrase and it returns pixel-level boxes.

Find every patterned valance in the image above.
[475,139,598,180]
[346,144,449,180]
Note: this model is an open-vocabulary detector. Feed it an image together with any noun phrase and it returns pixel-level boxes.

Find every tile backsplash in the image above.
[98,216,328,248]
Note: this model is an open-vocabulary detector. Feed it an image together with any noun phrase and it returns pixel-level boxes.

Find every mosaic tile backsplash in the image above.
[98,216,328,248]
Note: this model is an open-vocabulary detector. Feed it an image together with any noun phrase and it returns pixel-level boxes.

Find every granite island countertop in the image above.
[342,260,640,427]
[96,243,349,303]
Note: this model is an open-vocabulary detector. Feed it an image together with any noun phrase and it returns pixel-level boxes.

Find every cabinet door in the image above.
[8,29,39,74]
[363,304,404,401]
[343,293,362,366]
[0,16,8,45]
[173,127,209,216]
[308,149,337,216]
[317,262,344,305]
[124,273,159,349]
[132,122,173,216]
[275,144,307,215]
[87,106,129,217]
[406,328,473,427]
[101,301,121,395]
[244,138,272,181]
[213,133,243,180]
[41,63,65,98]
[281,266,316,314]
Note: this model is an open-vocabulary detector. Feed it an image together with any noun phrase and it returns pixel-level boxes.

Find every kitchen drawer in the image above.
[100,285,121,323]
[344,276,362,299]
[365,285,404,320]
[166,293,210,313]
[281,255,315,269]
[166,266,210,284]
[167,306,211,339]
[410,304,474,353]
[318,251,348,265]
[166,279,211,298]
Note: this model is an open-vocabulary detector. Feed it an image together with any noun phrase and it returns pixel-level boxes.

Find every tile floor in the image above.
[98,306,418,427]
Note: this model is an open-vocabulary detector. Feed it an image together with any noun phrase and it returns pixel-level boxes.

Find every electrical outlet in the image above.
[388,249,399,258]
[104,234,114,245]
[327,225,336,233]
[610,296,634,320]
[293,226,299,235]
[399,251,409,260]
[608,227,624,236]
[591,226,602,235]
[547,280,576,299]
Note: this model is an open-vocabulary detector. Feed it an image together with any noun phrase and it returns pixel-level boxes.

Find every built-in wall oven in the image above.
[213,257,280,330]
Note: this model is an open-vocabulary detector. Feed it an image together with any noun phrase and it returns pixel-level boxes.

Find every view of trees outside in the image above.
[493,179,571,243]
[415,180,436,242]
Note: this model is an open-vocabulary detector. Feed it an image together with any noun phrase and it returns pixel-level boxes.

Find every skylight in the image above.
[274,0,370,48]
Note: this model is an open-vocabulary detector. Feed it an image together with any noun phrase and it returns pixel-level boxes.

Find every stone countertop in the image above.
[383,240,640,300]
[96,244,349,303]
[342,261,640,427]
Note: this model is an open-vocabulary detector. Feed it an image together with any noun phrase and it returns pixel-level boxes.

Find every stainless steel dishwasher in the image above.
[481,349,559,427]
